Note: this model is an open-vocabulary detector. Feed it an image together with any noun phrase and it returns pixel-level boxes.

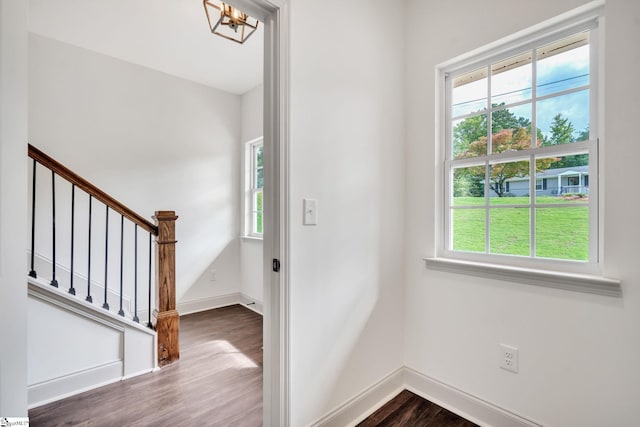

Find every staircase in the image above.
[26,144,179,408]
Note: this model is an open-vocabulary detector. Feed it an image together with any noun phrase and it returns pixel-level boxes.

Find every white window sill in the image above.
[423,257,621,297]
[242,235,263,243]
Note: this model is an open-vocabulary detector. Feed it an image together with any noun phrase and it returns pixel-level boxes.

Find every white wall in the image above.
[0,0,28,417]
[241,85,263,143]
[404,1,640,426]
[28,34,243,309]
[287,0,406,424]
[240,84,263,305]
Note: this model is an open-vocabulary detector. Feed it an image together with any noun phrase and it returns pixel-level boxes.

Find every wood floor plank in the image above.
[362,390,415,424]
[358,390,478,427]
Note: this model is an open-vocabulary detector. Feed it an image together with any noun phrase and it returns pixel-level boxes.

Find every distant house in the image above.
[503,165,589,197]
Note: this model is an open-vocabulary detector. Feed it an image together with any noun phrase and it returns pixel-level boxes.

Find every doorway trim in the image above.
[232,1,290,425]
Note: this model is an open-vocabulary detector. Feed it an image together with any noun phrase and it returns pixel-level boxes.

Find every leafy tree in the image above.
[453,170,484,197]
[547,119,589,168]
[453,108,591,197]
[458,129,526,197]
[457,128,556,197]
[546,113,575,146]
[453,115,485,159]
[577,126,590,142]
[453,104,533,159]
[491,106,530,133]
[550,153,589,168]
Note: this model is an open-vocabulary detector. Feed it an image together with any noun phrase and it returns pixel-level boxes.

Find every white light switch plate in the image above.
[303,198,318,225]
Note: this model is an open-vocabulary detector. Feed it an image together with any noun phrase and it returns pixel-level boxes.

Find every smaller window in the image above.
[245,139,263,237]
[536,178,547,191]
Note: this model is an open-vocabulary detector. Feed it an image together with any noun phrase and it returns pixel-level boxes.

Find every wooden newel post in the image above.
[153,210,179,367]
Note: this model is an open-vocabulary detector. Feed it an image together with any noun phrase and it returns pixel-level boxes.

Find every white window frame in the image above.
[426,3,620,296]
[244,137,263,239]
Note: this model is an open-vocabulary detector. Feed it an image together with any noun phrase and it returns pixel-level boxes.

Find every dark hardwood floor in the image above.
[358,390,478,427]
[30,305,476,427]
[29,304,263,427]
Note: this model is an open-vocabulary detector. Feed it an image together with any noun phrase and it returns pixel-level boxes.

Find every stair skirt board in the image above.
[28,278,155,335]
[311,367,543,427]
[30,252,135,316]
[28,282,157,408]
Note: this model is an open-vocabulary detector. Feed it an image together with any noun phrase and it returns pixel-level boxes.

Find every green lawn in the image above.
[452,196,588,260]
[256,191,263,234]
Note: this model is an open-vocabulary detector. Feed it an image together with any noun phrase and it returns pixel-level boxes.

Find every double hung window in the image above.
[247,139,263,237]
[443,18,599,269]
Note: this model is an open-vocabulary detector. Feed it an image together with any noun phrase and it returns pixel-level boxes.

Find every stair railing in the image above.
[27,144,179,366]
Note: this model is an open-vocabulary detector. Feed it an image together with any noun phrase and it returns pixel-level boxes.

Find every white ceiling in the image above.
[29,0,264,95]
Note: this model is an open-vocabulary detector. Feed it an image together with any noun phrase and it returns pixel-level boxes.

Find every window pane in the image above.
[256,189,263,211]
[453,115,487,159]
[253,190,263,234]
[536,33,589,97]
[489,159,529,202]
[536,207,588,260]
[489,208,530,256]
[491,52,532,105]
[491,104,532,153]
[452,208,485,252]
[452,67,488,117]
[256,145,264,168]
[536,154,589,198]
[537,90,589,145]
[257,167,264,188]
[252,211,262,234]
[453,166,485,205]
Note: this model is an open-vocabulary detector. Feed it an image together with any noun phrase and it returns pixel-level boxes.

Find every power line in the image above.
[452,73,589,109]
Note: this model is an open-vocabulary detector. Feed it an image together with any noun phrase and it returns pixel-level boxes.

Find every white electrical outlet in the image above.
[500,344,519,373]
[210,269,217,282]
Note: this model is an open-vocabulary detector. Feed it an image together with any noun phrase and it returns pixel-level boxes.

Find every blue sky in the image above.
[452,44,590,141]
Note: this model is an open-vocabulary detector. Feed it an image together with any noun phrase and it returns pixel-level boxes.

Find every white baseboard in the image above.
[176,293,264,316]
[28,361,123,409]
[240,293,263,315]
[121,367,157,381]
[310,367,405,427]
[177,293,241,315]
[404,367,543,427]
[312,366,543,427]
